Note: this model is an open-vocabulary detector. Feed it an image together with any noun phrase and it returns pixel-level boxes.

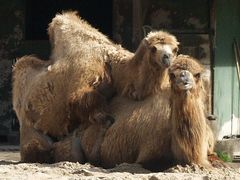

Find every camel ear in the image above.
[143,38,150,46]
[169,72,176,81]
[173,47,179,54]
[143,38,156,53]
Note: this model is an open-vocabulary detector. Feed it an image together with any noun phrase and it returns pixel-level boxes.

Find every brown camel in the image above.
[67,55,215,170]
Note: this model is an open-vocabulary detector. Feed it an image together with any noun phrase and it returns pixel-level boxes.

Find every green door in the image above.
[214,0,240,139]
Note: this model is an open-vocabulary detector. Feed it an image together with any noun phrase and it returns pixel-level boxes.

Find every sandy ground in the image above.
[0,150,239,179]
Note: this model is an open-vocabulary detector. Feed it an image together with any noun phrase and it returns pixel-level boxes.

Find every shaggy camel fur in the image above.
[12,48,113,162]
[169,55,214,167]
[48,12,179,100]
[68,55,215,170]
[83,93,173,170]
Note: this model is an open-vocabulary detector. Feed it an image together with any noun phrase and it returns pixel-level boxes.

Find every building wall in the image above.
[0,0,24,136]
[0,1,51,137]
[214,0,240,139]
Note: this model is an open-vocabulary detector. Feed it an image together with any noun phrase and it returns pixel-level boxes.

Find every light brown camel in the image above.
[12,48,113,162]
[67,55,215,170]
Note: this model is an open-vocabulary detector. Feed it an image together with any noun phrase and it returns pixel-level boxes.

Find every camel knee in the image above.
[53,136,85,163]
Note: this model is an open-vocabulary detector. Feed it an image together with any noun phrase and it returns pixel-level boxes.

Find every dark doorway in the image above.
[25,0,113,40]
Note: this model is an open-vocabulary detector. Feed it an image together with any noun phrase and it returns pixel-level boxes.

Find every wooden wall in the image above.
[214,0,240,139]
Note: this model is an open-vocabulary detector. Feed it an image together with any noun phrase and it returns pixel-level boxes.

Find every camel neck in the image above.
[171,90,207,164]
[171,91,206,148]
[107,45,133,64]
[138,57,169,91]
[109,40,170,99]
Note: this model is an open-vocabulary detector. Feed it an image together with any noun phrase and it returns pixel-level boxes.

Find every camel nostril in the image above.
[183,81,189,85]
[163,53,170,59]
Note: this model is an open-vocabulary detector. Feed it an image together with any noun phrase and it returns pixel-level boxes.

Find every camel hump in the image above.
[48,11,88,38]
[13,55,49,73]
[50,11,79,25]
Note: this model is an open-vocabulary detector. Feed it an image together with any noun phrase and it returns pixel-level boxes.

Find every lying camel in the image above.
[12,47,114,162]
[66,55,215,170]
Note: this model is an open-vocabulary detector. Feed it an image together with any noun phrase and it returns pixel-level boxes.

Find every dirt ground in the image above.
[0,150,239,179]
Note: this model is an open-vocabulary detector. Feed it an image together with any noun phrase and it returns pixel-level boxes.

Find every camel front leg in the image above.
[20,124,54,163]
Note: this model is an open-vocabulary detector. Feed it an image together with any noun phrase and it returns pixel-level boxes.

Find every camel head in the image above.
[169,55,205,92]
[143,31,179,69]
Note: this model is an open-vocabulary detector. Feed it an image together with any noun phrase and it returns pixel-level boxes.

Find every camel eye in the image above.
[169,73,176,80]
[194,73,201,79]
[151,46,157,53]
[173,47,178,54]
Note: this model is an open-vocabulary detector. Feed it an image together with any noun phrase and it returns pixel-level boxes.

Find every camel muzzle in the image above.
[177,71,194,90]
[162,57,171,67]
